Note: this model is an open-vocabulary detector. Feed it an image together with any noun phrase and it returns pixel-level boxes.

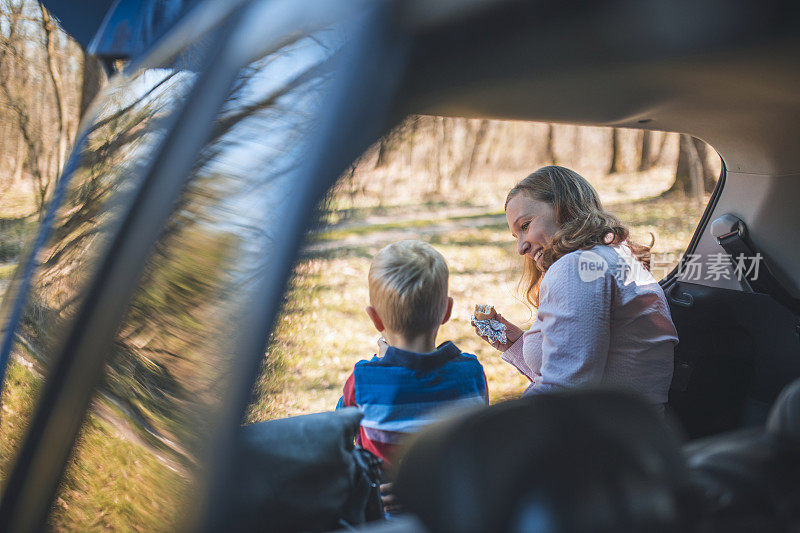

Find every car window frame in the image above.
[0,13,240,531]
[660,157,728,290]
[0,1,410,530]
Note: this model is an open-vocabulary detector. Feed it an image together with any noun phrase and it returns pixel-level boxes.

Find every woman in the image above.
[477,166,678,409]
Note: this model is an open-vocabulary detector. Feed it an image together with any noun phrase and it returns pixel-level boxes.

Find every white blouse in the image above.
[501,244,678,405]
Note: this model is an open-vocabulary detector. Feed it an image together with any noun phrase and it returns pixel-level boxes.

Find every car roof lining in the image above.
[393,0,800,176]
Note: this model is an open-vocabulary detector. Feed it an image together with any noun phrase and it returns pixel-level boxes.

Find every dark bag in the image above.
[228,408,384,532]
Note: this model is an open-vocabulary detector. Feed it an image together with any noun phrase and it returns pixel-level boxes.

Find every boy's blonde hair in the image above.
[369,240,449,337]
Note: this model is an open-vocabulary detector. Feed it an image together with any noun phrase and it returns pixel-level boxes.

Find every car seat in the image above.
[391,381,800,532]
[393,390,690,533]
[684,377,800,532]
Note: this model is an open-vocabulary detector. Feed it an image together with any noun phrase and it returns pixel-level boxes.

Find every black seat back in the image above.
[685,377,800,532]
[767,377,800,443]
[394,390,689,533]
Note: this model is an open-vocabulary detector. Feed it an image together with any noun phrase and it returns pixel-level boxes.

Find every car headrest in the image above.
[393,390,689,533]
[683,379,800,531]
[767,378,800,443]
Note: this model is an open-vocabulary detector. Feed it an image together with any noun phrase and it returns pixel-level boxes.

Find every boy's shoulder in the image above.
[439,342,482,365]
[352,343,483,372]
[454,350,480,362]
[354,354,384,367]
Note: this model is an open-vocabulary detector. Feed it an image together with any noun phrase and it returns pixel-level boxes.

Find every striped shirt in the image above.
[337,341,488,465]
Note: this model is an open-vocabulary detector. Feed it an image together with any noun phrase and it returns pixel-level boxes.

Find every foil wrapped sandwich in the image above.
[471,304,507,345]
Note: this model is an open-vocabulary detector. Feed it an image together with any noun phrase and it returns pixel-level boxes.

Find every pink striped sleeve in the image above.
[501,336,535,381]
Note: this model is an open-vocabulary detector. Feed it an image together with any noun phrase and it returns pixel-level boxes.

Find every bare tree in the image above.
[455,119,489,184]
[652,131,671,166]
[638,130,653,172]
[665,134,715,202]
[0,0,82,216]
[40,5,70,177]
[545,124,557,164]
[692,138,718,192]
[79,51,107,121]
[608,128,621,174]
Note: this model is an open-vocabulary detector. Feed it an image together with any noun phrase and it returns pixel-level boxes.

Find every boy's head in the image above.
[368,240,451,337]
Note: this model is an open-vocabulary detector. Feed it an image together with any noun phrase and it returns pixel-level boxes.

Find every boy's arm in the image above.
[336,371,357,409]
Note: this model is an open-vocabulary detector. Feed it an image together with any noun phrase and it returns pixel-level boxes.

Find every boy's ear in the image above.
[441,297,454,325]
[365,306,384,333]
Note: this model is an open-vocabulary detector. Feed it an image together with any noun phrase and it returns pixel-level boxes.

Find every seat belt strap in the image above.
[712,215,800,339]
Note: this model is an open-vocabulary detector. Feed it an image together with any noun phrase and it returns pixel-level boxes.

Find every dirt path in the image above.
[10,334,191,476]
[303,211,506,255]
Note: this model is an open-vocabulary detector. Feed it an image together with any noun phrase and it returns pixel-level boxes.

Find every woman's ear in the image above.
[441,297,454,325]
[366,306,384,333]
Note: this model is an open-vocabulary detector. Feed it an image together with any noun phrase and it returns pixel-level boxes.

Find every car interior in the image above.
[0,0,799,530]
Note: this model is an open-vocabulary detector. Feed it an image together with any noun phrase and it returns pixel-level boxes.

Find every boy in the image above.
[336,240,489,466]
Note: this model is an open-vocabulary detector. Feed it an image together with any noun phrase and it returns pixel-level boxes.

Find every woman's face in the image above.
[506,193,561,270]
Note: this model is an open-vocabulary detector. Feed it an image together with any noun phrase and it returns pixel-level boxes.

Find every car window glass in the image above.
[0,40,205,520]
[42,30,342,530]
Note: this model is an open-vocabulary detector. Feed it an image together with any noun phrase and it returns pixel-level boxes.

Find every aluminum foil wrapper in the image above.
[471,314,508,345]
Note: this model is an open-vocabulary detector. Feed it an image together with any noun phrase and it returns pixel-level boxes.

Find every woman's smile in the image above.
[505,194,560,269]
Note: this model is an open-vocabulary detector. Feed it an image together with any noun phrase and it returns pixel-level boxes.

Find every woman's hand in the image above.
[472,313,524,351]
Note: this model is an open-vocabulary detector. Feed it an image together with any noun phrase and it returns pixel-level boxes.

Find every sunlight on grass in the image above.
[0,263,16,280]
[0,352,188,531]
[51,415,188,532]
[0,358,42,482]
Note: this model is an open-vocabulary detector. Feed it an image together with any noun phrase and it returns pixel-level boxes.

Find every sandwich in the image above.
[473,304,497,321]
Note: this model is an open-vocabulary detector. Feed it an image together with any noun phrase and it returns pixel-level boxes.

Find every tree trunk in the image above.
[572,127,582,166]
[375,137,391,168]
[687,138,704,206]
[666,134,708,202]
[691,137,717,193]
[13,134,24,183]
[666,134,691,195]
[638,130,652,171]
[459,119,489,182]
[546,124,557,164]
[405,115,417,169]
[434,117,448,193]
[653,131,670,165]
[79,51,106,121]
[608,128,621,174]
[40,5,69,176]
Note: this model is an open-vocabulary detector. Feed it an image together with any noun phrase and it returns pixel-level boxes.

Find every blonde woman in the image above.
[476,166,678,410]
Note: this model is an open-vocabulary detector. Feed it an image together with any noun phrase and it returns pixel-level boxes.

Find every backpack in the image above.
[228,408,384,532]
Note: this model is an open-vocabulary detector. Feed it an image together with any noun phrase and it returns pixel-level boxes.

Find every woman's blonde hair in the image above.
[505,166,651,308]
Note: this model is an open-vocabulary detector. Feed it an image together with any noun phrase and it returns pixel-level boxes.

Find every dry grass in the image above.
[50,415,188,532]
[0,354,187,532]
